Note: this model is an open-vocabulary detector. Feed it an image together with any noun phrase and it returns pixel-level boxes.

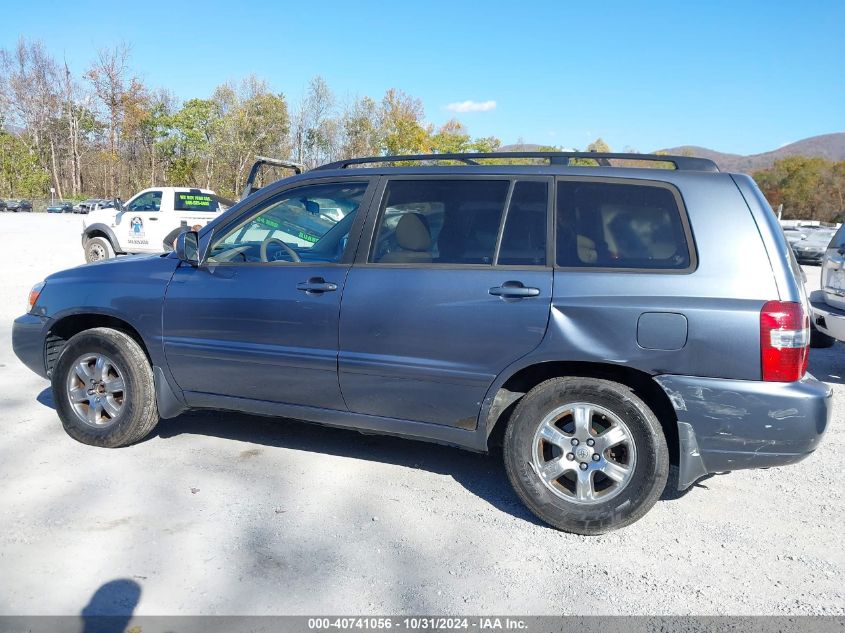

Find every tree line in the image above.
[0,39,503,201]
[753,157,845,222]
[1,37,842,221]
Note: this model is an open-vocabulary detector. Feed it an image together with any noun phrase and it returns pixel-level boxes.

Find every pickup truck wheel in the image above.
[84,237,114,263]
[503,377,669,535]
[52,327,159,448]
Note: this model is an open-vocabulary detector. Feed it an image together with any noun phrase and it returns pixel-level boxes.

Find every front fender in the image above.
[82,223,123,253]
[38,256,179,370]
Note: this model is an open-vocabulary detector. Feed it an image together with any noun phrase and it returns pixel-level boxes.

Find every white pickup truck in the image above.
[809,224,845,348]
[81,187,228,262]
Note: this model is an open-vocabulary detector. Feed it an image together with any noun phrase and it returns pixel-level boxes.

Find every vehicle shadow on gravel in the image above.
[809,346,845,385]
[155,408,548,527]
[35,386,701,525]
[147,406,690,526]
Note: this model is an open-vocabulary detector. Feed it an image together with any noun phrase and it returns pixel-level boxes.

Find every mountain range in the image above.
[501,133,845,172]
[657,133,845,172]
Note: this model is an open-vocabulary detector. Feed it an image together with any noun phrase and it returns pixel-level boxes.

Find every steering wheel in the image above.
[260,236,301,263]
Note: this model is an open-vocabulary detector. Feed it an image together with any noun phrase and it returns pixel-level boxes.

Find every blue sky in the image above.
[4,0,843,154]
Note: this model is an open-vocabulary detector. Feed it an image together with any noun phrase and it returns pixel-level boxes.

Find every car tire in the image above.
[503,376,669,535]
[811,324,836,348]
[84,236,114,262]
[52,327,159,448]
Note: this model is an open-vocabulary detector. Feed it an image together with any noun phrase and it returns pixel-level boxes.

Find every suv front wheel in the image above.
[504,377,669,534]
[52,327,159,447]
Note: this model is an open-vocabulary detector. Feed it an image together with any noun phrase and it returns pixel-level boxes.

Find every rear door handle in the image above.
[489,281,540,298]
[296,277,338,295]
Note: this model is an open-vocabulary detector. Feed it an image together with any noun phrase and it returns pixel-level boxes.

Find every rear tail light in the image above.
[760,300,809,382]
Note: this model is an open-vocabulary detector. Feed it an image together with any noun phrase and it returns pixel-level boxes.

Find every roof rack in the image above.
[316,151,719,172]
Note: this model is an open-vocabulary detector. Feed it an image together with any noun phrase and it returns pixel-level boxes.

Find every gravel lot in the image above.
[0,212,842,616]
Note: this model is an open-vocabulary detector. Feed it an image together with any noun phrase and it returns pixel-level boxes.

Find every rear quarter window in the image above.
[556,179,694,271]
[175,192,221,211]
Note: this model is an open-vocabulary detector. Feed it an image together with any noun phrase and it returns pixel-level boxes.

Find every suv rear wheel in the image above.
[503,377,669,534]
[52,327,159,447]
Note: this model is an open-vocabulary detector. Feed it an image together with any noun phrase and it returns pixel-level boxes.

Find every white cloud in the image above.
[445,100,497,113]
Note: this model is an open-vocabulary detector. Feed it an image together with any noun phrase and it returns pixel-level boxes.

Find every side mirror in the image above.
[113,198,123,211]
[175,231,199,266]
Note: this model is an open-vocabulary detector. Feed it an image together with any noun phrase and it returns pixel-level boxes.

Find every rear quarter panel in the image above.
[502,172,781,382]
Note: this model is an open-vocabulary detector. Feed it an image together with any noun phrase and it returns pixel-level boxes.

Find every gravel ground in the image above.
[0,213,842,616]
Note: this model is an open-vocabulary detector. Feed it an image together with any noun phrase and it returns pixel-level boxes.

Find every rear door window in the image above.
[556,179,693,271]
[370,180,509,265]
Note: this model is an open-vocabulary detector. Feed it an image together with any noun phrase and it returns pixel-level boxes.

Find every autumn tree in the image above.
[211,76,290,197]
[340,96,382,158]
[380,88,431,155]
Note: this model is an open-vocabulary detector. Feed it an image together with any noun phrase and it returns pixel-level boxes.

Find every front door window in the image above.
[208,182,368,264]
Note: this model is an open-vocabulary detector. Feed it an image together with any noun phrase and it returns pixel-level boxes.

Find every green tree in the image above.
[211,77,290,197]
[167,98,222,187]
[430,119,471,154]
[0,129,49,197]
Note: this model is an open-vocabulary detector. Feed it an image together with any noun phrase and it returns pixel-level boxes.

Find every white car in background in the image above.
[81,187,228,262]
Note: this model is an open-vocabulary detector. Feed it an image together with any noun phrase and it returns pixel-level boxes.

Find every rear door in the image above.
[338,176,553,429]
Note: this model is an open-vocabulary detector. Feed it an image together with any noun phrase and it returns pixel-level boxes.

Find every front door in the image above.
[118,190,164,253]
[338,177,553,429]
[163,179,373,409]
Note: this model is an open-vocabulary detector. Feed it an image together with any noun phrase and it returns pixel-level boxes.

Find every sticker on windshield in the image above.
[175,193,219,211]
[253,215,321,244]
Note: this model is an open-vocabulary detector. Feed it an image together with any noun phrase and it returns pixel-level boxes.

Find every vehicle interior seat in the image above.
[380,212,433,263]
[577,235,598,263]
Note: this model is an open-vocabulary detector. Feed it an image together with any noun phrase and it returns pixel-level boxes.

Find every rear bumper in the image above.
[12,314,48,379]
[794,251,824,264]
[654,373,831,489]
[810,289,845,342]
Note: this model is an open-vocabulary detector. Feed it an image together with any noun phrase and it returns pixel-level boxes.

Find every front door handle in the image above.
[296,277,338,295]
[489,281,540,298]
[148,217,159,221]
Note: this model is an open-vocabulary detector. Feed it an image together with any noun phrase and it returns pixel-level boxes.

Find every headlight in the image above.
[28,281,45,313]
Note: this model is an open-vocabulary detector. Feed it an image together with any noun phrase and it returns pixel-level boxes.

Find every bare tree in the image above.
[86,43,132,194]
[1,38,63,198]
